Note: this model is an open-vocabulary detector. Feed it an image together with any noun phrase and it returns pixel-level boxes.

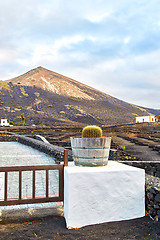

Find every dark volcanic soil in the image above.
[0,124,160,239]
[112,136,160,162]
[0,215,160,240]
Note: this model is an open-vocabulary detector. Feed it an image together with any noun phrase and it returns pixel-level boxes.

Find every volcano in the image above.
[0,66,158,126]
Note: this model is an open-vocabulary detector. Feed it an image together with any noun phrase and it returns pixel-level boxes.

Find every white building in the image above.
[0,119,10,126]
[136,116,157,123]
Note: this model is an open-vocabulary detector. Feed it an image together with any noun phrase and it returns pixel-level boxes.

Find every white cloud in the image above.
[16,34,98,68]
[86,11,112,23]
[53,35,86,50]
[0,48,17,62]
[124,36,131,44]
[53,34,98,51]
[96,58,125,72]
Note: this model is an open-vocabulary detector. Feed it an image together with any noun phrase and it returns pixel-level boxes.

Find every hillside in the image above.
[0,66,159,126]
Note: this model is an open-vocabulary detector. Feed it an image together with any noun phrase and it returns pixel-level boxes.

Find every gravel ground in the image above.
[112,136,160,161]
[0,215,160,240]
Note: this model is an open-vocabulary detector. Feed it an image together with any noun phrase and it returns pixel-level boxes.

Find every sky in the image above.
[0,0,160,109]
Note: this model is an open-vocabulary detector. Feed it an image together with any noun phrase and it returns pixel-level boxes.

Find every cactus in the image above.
[82,125,102,138]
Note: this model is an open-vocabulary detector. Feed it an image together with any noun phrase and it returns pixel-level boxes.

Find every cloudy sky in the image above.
[0,0,160,109]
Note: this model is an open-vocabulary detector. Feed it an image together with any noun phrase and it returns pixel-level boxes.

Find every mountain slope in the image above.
[6,66,97,100]
[0,66,158,126]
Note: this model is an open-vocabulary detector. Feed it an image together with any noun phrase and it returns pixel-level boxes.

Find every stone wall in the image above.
[0,135,18,142]
[120,161,160,178]
[120,161,160,221]
[145,174,160,221]
[18,135,73,163]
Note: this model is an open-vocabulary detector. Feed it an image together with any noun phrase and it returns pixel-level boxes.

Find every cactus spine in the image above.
[82,125,102,138]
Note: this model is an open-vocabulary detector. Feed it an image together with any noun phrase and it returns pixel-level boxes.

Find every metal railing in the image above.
[0,149,68,206]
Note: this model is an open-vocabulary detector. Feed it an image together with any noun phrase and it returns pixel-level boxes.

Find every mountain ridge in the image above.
[0,66,159,126]
[6,66,101,100]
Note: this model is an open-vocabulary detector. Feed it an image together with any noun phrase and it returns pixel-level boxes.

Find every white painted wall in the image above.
[136,115,156,123]
[64,161,145,229]
[0,119,10,126]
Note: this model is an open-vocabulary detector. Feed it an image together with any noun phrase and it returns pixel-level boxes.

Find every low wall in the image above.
[0,135,18,142]
[18,135,73,163]
[64,161,145,228]
[120,161,160,221]
[120,161,160,178]
[145,174,160,221]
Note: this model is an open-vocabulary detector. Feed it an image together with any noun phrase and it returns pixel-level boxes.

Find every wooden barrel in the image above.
[70,137,111,166]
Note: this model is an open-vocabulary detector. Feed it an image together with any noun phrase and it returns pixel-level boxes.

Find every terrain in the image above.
[0,66,159,126]
[0,215,160,240]
[0,123,160,239]
[1,122,160,167]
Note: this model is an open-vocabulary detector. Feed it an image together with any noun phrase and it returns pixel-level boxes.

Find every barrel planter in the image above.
[70,137,111,167]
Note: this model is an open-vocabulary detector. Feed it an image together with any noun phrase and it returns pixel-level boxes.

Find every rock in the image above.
[157,210,160,218]
[147,192,154,201]
[154,205,160,210]
[155,194,160,202]
[148,208,157,217]
[147,202,154,208]
[155,172,160,177]
[149,187,156,194]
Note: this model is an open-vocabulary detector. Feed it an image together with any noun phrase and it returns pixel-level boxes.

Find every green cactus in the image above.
[82,125,102,138]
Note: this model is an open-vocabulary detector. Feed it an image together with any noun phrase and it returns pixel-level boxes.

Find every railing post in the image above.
[32,170,35,199]
[19,170,22,200]
[59,167,64,201]
[46,169,49,198]
[4,171,8,201]
[64,149,68,166]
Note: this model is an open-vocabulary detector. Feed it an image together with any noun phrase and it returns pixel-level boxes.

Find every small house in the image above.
[136,116,157,123]
[0,119,10,126]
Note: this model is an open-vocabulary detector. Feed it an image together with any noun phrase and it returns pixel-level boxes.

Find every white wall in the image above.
[64,161,145,229]
[136,116,156,123]
[0,119,10,126]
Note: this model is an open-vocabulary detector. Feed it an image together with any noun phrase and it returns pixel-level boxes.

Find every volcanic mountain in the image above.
[0,66,158,126]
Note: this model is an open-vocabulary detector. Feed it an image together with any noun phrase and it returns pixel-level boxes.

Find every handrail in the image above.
[0,149,68,206]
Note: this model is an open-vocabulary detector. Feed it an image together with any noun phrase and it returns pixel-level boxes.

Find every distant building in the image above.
[0,119,10,126]
[136,116,157,123]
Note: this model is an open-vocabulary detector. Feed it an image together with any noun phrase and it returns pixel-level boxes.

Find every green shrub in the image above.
[120,146,125,150]
[34,92,40,97]
[9,121,14,126]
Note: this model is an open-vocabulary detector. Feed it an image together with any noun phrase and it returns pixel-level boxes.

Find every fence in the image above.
[0,149,68,206]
